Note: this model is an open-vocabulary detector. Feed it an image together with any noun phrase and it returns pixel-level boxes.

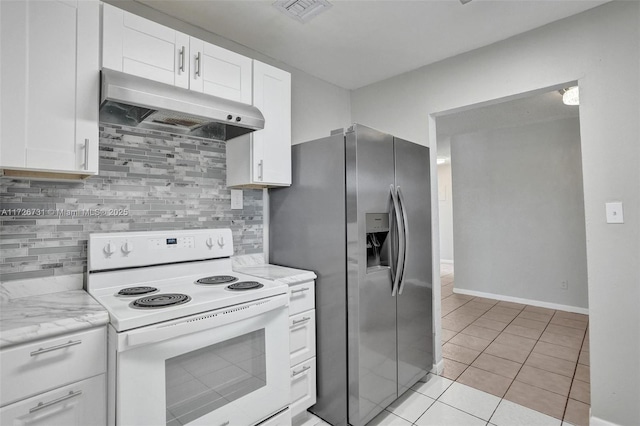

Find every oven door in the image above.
[113,294,290,426]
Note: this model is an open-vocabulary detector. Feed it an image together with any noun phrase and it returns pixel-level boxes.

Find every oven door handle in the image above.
[124,293,288,349]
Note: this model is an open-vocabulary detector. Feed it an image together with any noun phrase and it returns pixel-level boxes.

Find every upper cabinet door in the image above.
[252,61,292,186]
[190,39,252,103]
[102,4,189,89]
[0,0,99,175]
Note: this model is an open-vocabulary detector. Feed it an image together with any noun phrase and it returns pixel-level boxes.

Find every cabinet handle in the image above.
[292,365,311,377]
[258,160,263,180]
[30,340,81,356]
[29,390,83,413]
[179,46,186,72]
[83,138,89,170]
[292,316,311,325]
[291,287,309,294]
[195,52,202,78]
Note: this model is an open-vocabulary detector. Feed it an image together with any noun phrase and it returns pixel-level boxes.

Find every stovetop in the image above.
[89,266,286,332]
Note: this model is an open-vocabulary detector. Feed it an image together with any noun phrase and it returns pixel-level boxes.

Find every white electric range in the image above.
[87,229,291,426]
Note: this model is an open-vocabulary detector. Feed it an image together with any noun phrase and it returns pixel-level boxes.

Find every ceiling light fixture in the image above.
[273,0,332,23]
[561,86,580,106]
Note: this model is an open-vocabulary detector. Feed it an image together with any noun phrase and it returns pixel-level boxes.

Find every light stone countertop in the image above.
[233,254,317,285]
[0,289,109,349]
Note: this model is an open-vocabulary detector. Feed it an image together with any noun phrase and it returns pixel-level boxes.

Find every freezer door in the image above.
[394,137,433,396]
[269,134,349,426]
[346,125,398,426]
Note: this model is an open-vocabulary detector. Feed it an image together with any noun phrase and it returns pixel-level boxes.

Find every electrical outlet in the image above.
[561,280,568,290]
[230,189,243,210]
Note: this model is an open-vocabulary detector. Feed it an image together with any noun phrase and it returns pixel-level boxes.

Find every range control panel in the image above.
[88,229,233,271]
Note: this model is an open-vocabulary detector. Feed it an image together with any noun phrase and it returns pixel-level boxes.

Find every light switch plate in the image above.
[231,189,243,210]
[605,202,624,224]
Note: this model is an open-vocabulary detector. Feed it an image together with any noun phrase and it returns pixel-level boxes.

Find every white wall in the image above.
[351,2,640,424]
[103,1,352,144]
[437,163,454,262]
[451,117,588,309]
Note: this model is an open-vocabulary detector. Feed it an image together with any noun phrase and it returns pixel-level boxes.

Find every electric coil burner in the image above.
[117,286,158,296]
[130,293,191,309]
[227,281,264,291]
[196,275,238,285]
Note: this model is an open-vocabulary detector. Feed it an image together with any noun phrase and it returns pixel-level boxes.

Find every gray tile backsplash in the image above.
[0,125,263,282]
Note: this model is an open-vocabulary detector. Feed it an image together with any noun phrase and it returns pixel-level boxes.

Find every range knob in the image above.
[227,114,233,120]
[103,242,115,257]
[206,237,214,249]
[121,242,133,255]
[217,236,225,247]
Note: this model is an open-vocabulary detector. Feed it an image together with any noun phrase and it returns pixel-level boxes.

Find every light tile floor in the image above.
[439,263,590,426]
[295,263,590,426]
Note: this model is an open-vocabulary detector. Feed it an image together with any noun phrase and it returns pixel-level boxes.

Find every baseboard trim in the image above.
[440,259,454,264]
[452,288,589,314]
[430,359,445,375]
[590,415,622,426]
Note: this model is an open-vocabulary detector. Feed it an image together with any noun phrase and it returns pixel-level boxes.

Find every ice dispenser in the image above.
[366,213,390,272]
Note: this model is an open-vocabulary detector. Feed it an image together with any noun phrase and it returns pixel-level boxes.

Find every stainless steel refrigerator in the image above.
[269,124,433,426]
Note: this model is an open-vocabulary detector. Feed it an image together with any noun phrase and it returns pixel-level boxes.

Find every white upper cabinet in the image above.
[103,4,252,103]
[227,61,291,188]
[252,61,291,186]
[189,38,252,104]
[102,3,189,89]
[0,0,99,178]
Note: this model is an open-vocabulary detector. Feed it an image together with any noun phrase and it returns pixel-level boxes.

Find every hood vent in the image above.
[99,69,264,141]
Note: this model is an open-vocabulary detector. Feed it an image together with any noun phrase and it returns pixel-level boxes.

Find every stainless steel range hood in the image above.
[99,68,264,141]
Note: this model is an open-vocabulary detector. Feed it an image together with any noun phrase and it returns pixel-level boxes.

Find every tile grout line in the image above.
[560,317,590,424]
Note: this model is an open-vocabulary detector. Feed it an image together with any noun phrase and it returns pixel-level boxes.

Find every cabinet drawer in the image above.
[288,281,315,316]
[289,310,316,367]
[290,357,316,418]
[0,374,105,426]
[0,327,106,406]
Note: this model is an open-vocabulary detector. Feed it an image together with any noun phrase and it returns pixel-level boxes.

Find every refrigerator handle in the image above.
[390,185,405,297]
[397,186,409,295]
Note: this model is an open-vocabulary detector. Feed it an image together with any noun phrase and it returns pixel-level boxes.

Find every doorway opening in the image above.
[432,84,591,425]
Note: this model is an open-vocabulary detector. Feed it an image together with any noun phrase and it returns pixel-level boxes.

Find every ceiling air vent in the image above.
[273,0,332,23]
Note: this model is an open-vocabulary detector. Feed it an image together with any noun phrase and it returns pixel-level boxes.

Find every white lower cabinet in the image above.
[0,327,107,426]
[290,358,317,418]
[0,375,106,426]
[287,280,317,418]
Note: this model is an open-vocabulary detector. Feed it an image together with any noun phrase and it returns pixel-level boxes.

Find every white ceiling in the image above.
[435,89,580,154]
[136,0,608,90]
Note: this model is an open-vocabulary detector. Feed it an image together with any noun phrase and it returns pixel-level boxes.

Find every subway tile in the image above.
[504,381,567,420]
[569,379,590,404]
[563,399,590,426]
[525,352,576,378]
[574,364,590,383]
[533,341,580,362]
[484,341,531,363]
[515,365,572,396]
[442,343,481,364]
[457,366,512,397]
[471,353,522,379]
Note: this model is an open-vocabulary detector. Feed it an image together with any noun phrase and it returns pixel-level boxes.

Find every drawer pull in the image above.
[291,287,310,294]
[30,340,81,356]
[292,365,311,377]
[29,390,82,413]
[292,317,311,325]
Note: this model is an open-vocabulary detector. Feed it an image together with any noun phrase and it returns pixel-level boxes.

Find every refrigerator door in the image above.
[394,137,433,396]
[269,134,349,426]
[346,125,398,426]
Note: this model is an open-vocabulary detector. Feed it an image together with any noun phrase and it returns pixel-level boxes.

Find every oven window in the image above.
[165,329,266,425]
